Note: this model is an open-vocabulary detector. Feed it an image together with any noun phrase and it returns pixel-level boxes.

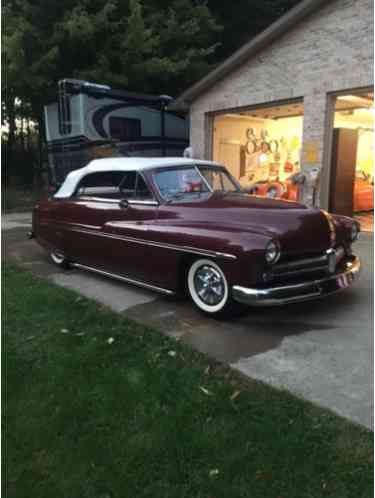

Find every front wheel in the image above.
[187,259,244,318]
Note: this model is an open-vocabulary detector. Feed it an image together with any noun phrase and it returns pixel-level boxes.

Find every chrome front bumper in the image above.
[232,256,361,307]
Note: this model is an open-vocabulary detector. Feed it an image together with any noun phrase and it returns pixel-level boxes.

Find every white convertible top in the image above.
[54,157,221,198]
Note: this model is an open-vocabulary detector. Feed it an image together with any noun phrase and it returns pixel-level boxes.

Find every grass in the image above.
[3,263,373,498]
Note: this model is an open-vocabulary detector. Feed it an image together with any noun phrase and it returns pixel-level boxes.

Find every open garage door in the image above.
[212,100,304,202]
[330,92,374,231]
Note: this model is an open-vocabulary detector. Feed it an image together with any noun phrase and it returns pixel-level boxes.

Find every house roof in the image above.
[54,157,220,198]
[172,0,333,109]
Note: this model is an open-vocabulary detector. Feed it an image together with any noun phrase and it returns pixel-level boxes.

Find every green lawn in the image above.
[3,264,373,498]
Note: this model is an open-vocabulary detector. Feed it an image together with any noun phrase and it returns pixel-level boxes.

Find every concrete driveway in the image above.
[3,211,373,429]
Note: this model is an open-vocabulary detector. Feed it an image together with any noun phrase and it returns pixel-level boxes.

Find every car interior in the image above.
[75,171,154,201]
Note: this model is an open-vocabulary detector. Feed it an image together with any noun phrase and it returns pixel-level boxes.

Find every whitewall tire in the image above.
[50,250,69,268]
[187,259,242,318]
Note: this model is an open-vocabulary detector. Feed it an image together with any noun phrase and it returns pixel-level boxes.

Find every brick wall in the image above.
[189,0,374,207]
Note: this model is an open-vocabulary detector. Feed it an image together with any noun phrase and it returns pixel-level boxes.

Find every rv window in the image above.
[58,96,72,135]
[109,117,141,141]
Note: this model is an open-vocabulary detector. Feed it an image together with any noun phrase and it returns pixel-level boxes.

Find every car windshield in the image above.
[154,165,240,201]
[199,166,239,193]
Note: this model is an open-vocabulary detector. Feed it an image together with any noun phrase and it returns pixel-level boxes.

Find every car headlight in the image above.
[350,222,360,242]
[265,240,281,264]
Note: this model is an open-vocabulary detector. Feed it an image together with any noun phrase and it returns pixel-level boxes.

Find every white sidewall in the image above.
[50,250,65,266]
[188,259,229,313]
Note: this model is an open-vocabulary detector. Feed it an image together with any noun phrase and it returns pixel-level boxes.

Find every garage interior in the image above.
[212,100,304,202]
[330,92,373,231]
[212,93,373,232]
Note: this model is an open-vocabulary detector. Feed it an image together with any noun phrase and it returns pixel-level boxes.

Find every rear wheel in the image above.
[50,249,70,268]
[187,259,244,318]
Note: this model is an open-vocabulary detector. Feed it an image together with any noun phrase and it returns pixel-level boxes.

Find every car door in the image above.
[60,170,158,281]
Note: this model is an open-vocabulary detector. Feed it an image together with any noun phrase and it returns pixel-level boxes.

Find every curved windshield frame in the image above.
[153,164,241,202]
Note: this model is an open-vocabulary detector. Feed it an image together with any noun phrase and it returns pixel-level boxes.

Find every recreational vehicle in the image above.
[44,79,189,186]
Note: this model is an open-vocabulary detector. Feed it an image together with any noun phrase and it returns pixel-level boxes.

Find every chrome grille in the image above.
[265,247,345,284]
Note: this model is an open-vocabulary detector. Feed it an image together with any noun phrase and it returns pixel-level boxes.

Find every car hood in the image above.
[158,192,332,256]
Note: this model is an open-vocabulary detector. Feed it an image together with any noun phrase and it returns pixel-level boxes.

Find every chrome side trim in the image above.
[39,220,102,231]
[64,224,237,261]
[76,196,159,206]
[232,255,360,307]
[128,200,159,206]
[214,251,237,260]
[71,263,175,295]
[66,222,102,230]
[77,197,118,204]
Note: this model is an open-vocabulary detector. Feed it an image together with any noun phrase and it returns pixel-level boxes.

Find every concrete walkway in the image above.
[2,211,373,429]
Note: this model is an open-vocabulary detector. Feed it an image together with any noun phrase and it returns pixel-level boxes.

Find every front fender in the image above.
[104,218,272,290]
[143,220,271,288]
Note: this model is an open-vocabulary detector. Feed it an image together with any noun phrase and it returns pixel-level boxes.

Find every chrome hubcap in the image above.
[51,250,65,264]
[194,265,225,306]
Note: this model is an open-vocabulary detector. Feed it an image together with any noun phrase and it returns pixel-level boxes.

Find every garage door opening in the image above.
[329,91,374,231]
[212,100,304,201]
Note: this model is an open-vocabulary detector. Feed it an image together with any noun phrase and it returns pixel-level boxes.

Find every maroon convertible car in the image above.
[30,158,361,318]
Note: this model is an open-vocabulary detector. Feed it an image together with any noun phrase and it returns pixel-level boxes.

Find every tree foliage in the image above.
[2,0,222,119]
[207,0,301,60]
[2,0,301,183]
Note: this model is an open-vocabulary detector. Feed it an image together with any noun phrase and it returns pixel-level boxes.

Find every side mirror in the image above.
[119,198,129,209]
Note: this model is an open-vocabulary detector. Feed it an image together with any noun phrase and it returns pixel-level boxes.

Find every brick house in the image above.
[173,0,374,228]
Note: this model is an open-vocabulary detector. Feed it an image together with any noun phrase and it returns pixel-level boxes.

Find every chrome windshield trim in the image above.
[152,163,241,202]
[194,165,213,192]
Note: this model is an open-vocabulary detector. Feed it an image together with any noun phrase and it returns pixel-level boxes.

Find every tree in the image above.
[3,0,222,113]
[2,0,302,185]
[2,0,221,182]
[206,0,301,60]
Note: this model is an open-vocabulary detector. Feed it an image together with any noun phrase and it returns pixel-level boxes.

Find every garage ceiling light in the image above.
[338,95,373,107]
